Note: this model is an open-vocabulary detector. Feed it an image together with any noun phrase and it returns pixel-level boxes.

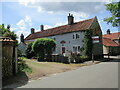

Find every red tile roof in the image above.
[102,38,119,47]
[103,32,120,40]
[25,17,95,40]
[0,37,14,42]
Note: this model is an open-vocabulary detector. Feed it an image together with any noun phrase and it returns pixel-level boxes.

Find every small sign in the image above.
[92,36,100,43]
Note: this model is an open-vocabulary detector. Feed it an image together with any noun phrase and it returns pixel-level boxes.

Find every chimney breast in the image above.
[31,28,35,34]
[68,13,74,25]
[107,29,110,34]
[41,25,44,31]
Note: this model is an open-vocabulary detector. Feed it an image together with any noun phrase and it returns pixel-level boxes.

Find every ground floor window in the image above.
[73,45,80,53]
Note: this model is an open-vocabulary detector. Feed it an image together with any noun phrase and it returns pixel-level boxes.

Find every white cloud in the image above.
[16,19,26,27]
[18,2,106,19]
[15,16,32,42]
[44,25,53,29]
[37,6,43,12]
[25,16,32,26]
[10,27,17,31]
[18,0,36,6]
[16,16,32,30]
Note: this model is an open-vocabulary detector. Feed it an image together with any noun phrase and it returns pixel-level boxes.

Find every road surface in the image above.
[18,58,119,88]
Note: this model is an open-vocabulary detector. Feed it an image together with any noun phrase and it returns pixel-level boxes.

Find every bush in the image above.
[25,42,35,59]
[78,55,89,63]
[18,58,32,74]
[17,49,22,57]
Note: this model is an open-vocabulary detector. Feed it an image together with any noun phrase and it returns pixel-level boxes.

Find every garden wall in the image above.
[2,40,14,78]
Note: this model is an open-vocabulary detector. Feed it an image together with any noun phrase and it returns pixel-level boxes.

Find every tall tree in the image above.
[82,30,93,59]
[104,1,120,27]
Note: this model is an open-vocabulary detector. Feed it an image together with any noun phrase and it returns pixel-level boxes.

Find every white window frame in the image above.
[73,33,80,40]
[73,45,81,53]
[73,34,75,40]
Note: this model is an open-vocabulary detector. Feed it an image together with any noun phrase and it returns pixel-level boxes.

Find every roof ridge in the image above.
[25,17,95,40]
[35,17,94,34]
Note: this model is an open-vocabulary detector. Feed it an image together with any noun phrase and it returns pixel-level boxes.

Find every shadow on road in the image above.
[2,71,29,88]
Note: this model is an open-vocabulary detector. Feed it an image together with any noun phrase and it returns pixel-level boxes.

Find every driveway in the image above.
[18,58,119,88]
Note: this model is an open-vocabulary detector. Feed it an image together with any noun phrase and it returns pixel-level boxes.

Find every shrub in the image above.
[78,55,89,63]
[25,42,35,59]
[32,38,56,61]
[18,58,32,74]
[17,49,22,57]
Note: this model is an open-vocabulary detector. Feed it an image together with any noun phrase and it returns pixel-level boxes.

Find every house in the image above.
[102,29,120,55]
[18,34,26,56]
[24,14,103,59]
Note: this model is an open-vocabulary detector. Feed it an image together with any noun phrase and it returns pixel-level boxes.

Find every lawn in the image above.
[24,58,86,80]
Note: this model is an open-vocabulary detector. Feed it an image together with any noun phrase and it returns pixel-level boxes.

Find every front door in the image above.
[61,47,65,55]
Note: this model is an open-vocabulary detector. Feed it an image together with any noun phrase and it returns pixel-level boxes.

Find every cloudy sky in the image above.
[0,0,119,42]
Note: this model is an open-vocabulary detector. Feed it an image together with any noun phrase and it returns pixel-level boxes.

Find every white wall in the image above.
[25,31,85,55]
[48,31,85,55]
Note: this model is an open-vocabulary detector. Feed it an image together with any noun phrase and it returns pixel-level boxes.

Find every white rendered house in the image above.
[24,14,103,58]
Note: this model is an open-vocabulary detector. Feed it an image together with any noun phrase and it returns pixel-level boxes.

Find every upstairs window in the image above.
[73,34,80,39]
[76,34,79,39]
[73,34,75,39]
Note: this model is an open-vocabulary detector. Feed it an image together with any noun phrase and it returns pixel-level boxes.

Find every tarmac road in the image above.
[19,59,119,88]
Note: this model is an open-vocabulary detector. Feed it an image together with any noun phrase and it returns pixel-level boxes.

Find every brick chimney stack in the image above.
[41,25,44,31]
[20,33,24,43]
[107,29,110,34]
[31,28,35,34]
[68,13,74,25]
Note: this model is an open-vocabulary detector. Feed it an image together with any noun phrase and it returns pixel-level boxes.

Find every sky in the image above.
[0,0,119,42]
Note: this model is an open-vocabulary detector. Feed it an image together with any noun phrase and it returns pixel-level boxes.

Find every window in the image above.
[73,34,75,39]
[73,34,80,39]
[73,46,77,52]
[73,46,81,52]
[76,34,79,39]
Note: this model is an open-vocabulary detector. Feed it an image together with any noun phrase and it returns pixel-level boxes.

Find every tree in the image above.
[44,38,56,61]
[104,1,120,27]
[25,42,35,59]
[32,38,56,61]
[82,30,93,59]
[0,24,18,46]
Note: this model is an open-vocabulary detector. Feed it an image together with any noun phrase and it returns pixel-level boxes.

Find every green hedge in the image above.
[76,55,89,63]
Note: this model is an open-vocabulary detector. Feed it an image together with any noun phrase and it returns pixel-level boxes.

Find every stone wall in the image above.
[2,41,14,78]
